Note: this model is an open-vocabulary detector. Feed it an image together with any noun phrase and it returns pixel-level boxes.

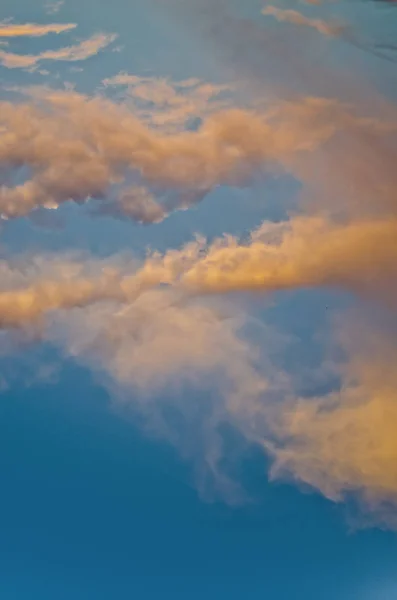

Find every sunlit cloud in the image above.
[262,6,346,37]
[261,6,397,63]
[0,86,393,222]
[0,32,117,69]
[266,316,397,529]
[0,20,76,38]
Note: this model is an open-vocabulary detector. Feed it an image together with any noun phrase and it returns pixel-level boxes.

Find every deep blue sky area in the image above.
[0,361,396,600]
[0,0,396,598]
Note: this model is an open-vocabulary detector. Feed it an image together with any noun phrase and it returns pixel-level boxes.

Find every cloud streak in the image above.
[0,21,76,38]
[0,32,117,69]
[180,217,397,308]
[262,6,346,37]
[261,6,397,64]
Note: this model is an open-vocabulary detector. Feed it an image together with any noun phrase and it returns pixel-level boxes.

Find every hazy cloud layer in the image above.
[48,287,273,499]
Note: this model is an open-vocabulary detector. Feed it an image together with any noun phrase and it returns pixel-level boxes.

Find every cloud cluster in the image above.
[0,199,396,524]
[261,6,397,64]
[2,212,395,520]
[0,86,393,223]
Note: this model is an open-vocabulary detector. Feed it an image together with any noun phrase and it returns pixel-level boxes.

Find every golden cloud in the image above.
[0,21,76,37]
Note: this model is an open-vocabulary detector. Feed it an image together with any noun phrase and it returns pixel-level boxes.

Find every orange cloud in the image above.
[0,87,392,221]
[0,32,117,69]
[0,21,76,37]
[266,317,397,529]
[179,216,397,309]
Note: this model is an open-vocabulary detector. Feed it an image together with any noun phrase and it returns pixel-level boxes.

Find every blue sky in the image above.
[0,0,396,598]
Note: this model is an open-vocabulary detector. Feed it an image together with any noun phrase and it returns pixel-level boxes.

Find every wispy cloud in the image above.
[102,73,232,132]
[44,0,65,15]
[0,20,75,38]
[0,32,117,69]
[262,6,346,37]
[267,316,397,529]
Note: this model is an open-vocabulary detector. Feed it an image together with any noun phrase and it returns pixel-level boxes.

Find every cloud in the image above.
[0,86,392,222]
[261,6,397,64]
[47,286,277,498]
[179,216,397,309]
[44,0,65,15]
[0,257,121,329]
[0,252,274,497]
[266,316,397,529]
[102,73,232,132]
[96,186,167,223]
[0,210,396,333]
[262,6,346,37]
[0,32,117,69]
[0,21,76,37]
[0,208,396,522]
[165,0,397,110]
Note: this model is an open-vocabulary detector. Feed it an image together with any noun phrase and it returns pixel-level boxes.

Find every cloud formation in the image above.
[48,286,275,497]
[0,215,395,333]
[262,7,346,37]
[0,32,117,69]
[0,86,393,223]
[0,199,396,523]
[261,6,397,64]
[102,73,232,132]
[266,317,397,529]
[180,216,397,308]
[0,21,76,38]
[0,0,396,531]
[44,1,65,15]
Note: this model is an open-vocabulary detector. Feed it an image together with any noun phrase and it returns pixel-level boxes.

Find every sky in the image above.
[0,0,396,598]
